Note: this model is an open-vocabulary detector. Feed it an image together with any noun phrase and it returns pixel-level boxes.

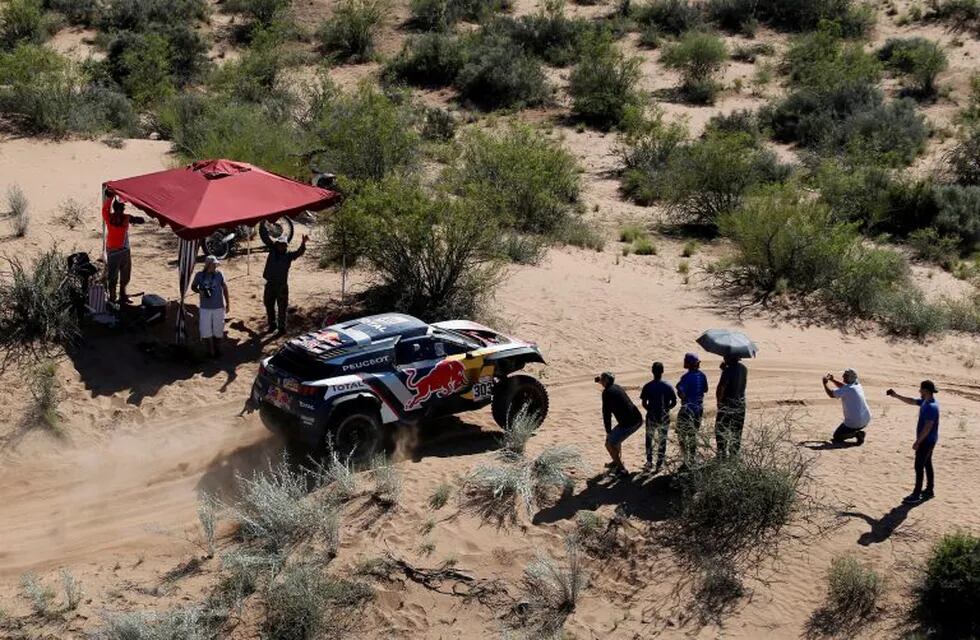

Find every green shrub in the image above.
[103,31,175,105]
[383,32,465,87]
[322,178,504,320]
[878,37,947,96]
[42,0,99,26]
[632,0,703,35]
[317,0,385,62]
[659,132,792,227]
[718,185,909,317]
[557,217,606,250]
[924,0,980,31]
[0,248,81,367]
[568,34,642,129]
[909,227,961,268]
[491,2,597,67]
[933,185,980,254]
[633,236,657,254]
[0,44,136,136]
[263,564,372,640]
[784,26,881,93]
[409,0,512,30]
[916,531,980,637]
[500,233,548,264]
[445,123,581,236]
[669,416,811,564]
[302,81,420,181]
[157,94,302,178]
[835,98,928,166]
[706,0,757,33]
[729,41,774,63]
[222,0,290,28]
[816,556,883,628]
[1,0,48,50]
[708,0,871,35]
[455,33,550,109]
[705,109,763,140]
[660,30,727,104]
[618,116,687,204]
[208,30,290,105]
[619,223,645,242]
[99,0,208,33]
[947,127,980,186]
[419,105,457,141]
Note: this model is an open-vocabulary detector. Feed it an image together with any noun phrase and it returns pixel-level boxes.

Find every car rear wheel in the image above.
[492,374,549,432]
[329,405,382,465]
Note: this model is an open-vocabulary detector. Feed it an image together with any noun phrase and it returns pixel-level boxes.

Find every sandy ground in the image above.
[1,1,980,637]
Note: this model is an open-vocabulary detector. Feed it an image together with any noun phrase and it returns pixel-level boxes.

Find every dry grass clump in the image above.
[97,607,209,640]
[311,448,359,502]
[7,185,29,237]
[370,454,402,508]
[459,446,581,527]
[28,359,61,431]
[262,562,373,640]
[428,481,452,510]
[517,537,588,637]
[228,455,338,553]
[20,573,54,615]
[60,568,83,611]
[498,405,541,458]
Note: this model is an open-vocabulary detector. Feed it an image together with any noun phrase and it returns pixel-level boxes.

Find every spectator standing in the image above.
[676,353,709,467]
[887,380,940,504]
[263,235,308,335]
[640,361,677,473]
[102,197,146,303]
[715,354,748,459]
[191,255,230,358]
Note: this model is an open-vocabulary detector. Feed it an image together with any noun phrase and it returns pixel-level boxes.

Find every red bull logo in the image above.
[404,359,468,410]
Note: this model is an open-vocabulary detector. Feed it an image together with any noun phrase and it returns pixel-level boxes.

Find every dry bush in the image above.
[228,455,338,553]
[370,454,402,508]
[694,561,745,623]
[311,448,359,502]
[262,562,372,640]
[57,198,85,229]
[518,537,588,637]
[60,568,83,611]
[20,573,54,615]
[807,555,882,635]
[197,493,218,558]
[97,607,208,640]
[459,446,581,527]
[499,405,541,458]
[7,184,29,237]
[28,359,61,431]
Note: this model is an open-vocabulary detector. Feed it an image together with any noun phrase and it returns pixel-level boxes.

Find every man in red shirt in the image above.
[102,197,145,303]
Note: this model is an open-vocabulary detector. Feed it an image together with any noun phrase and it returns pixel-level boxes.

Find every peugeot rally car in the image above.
[251,313,548,460]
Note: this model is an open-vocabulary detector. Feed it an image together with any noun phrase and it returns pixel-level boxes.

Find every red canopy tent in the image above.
[103,159,338,239]
[101,159,339,343]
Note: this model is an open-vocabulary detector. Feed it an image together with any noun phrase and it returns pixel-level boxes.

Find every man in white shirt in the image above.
[822,368,872,445]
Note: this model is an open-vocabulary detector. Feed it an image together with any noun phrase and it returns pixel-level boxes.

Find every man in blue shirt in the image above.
[676,353,708,467]
[887,380,940,504]
[641,361,677,473]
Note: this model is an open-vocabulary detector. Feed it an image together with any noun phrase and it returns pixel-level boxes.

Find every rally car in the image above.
[251,313,549,460]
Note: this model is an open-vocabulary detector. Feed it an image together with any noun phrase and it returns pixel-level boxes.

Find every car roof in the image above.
[331,313,429,343]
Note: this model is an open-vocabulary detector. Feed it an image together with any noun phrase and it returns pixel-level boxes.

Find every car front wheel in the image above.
[492,374,549,432]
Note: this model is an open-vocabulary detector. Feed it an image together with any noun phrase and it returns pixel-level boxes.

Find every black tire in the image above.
[328,404,382,464]
[492,374,549,431]
[202,231,231,259]
[259,218,295,248]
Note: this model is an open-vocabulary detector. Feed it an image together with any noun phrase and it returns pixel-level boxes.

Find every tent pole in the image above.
[246,229,251,277]
[341,253,347,305]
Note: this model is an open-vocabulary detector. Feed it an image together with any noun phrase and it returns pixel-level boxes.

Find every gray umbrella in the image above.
[696,329,758,358]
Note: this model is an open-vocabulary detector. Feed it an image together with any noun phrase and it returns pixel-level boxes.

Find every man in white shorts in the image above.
[191,255,230,358]
[822,368,872,445]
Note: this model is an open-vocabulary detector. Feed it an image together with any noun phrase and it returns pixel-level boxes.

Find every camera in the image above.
[201,286,214,298]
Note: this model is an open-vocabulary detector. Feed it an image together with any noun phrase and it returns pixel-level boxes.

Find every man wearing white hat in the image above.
[191,255,231,358]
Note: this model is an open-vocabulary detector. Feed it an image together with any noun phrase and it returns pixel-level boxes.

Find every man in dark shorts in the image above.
[597,372,642,476]
[676,353,709,467]
[641,362,677,473]
[887,380,940,504]
[715,354,748,460]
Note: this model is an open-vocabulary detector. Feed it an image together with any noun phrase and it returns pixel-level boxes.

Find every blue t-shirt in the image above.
[916,398,940,445]
[640,379,677,423]
[192,270,225,310]
[676,370,709,412]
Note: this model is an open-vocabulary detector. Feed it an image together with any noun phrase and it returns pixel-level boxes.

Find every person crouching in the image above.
[596,372,642,477]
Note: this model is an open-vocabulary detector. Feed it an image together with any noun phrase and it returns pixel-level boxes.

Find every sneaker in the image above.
[855,431,866,445]
[604,461,617,469]
[903,492,923,504]
[615,465,630,477]
[922,489,935,500]
[642,461,653,472]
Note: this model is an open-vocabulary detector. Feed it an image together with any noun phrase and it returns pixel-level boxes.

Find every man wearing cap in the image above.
[823,368,871,445]
[102,196,146,303]
[676,353,709,467]
[596,372,643,476]
[263,235,308,335]
[191,255,230,358]
[887,380,940,504]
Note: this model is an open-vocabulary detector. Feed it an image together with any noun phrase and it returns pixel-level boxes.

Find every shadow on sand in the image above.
[534,471,680,525]
[799,439,862,451]
[839,499,929,545]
